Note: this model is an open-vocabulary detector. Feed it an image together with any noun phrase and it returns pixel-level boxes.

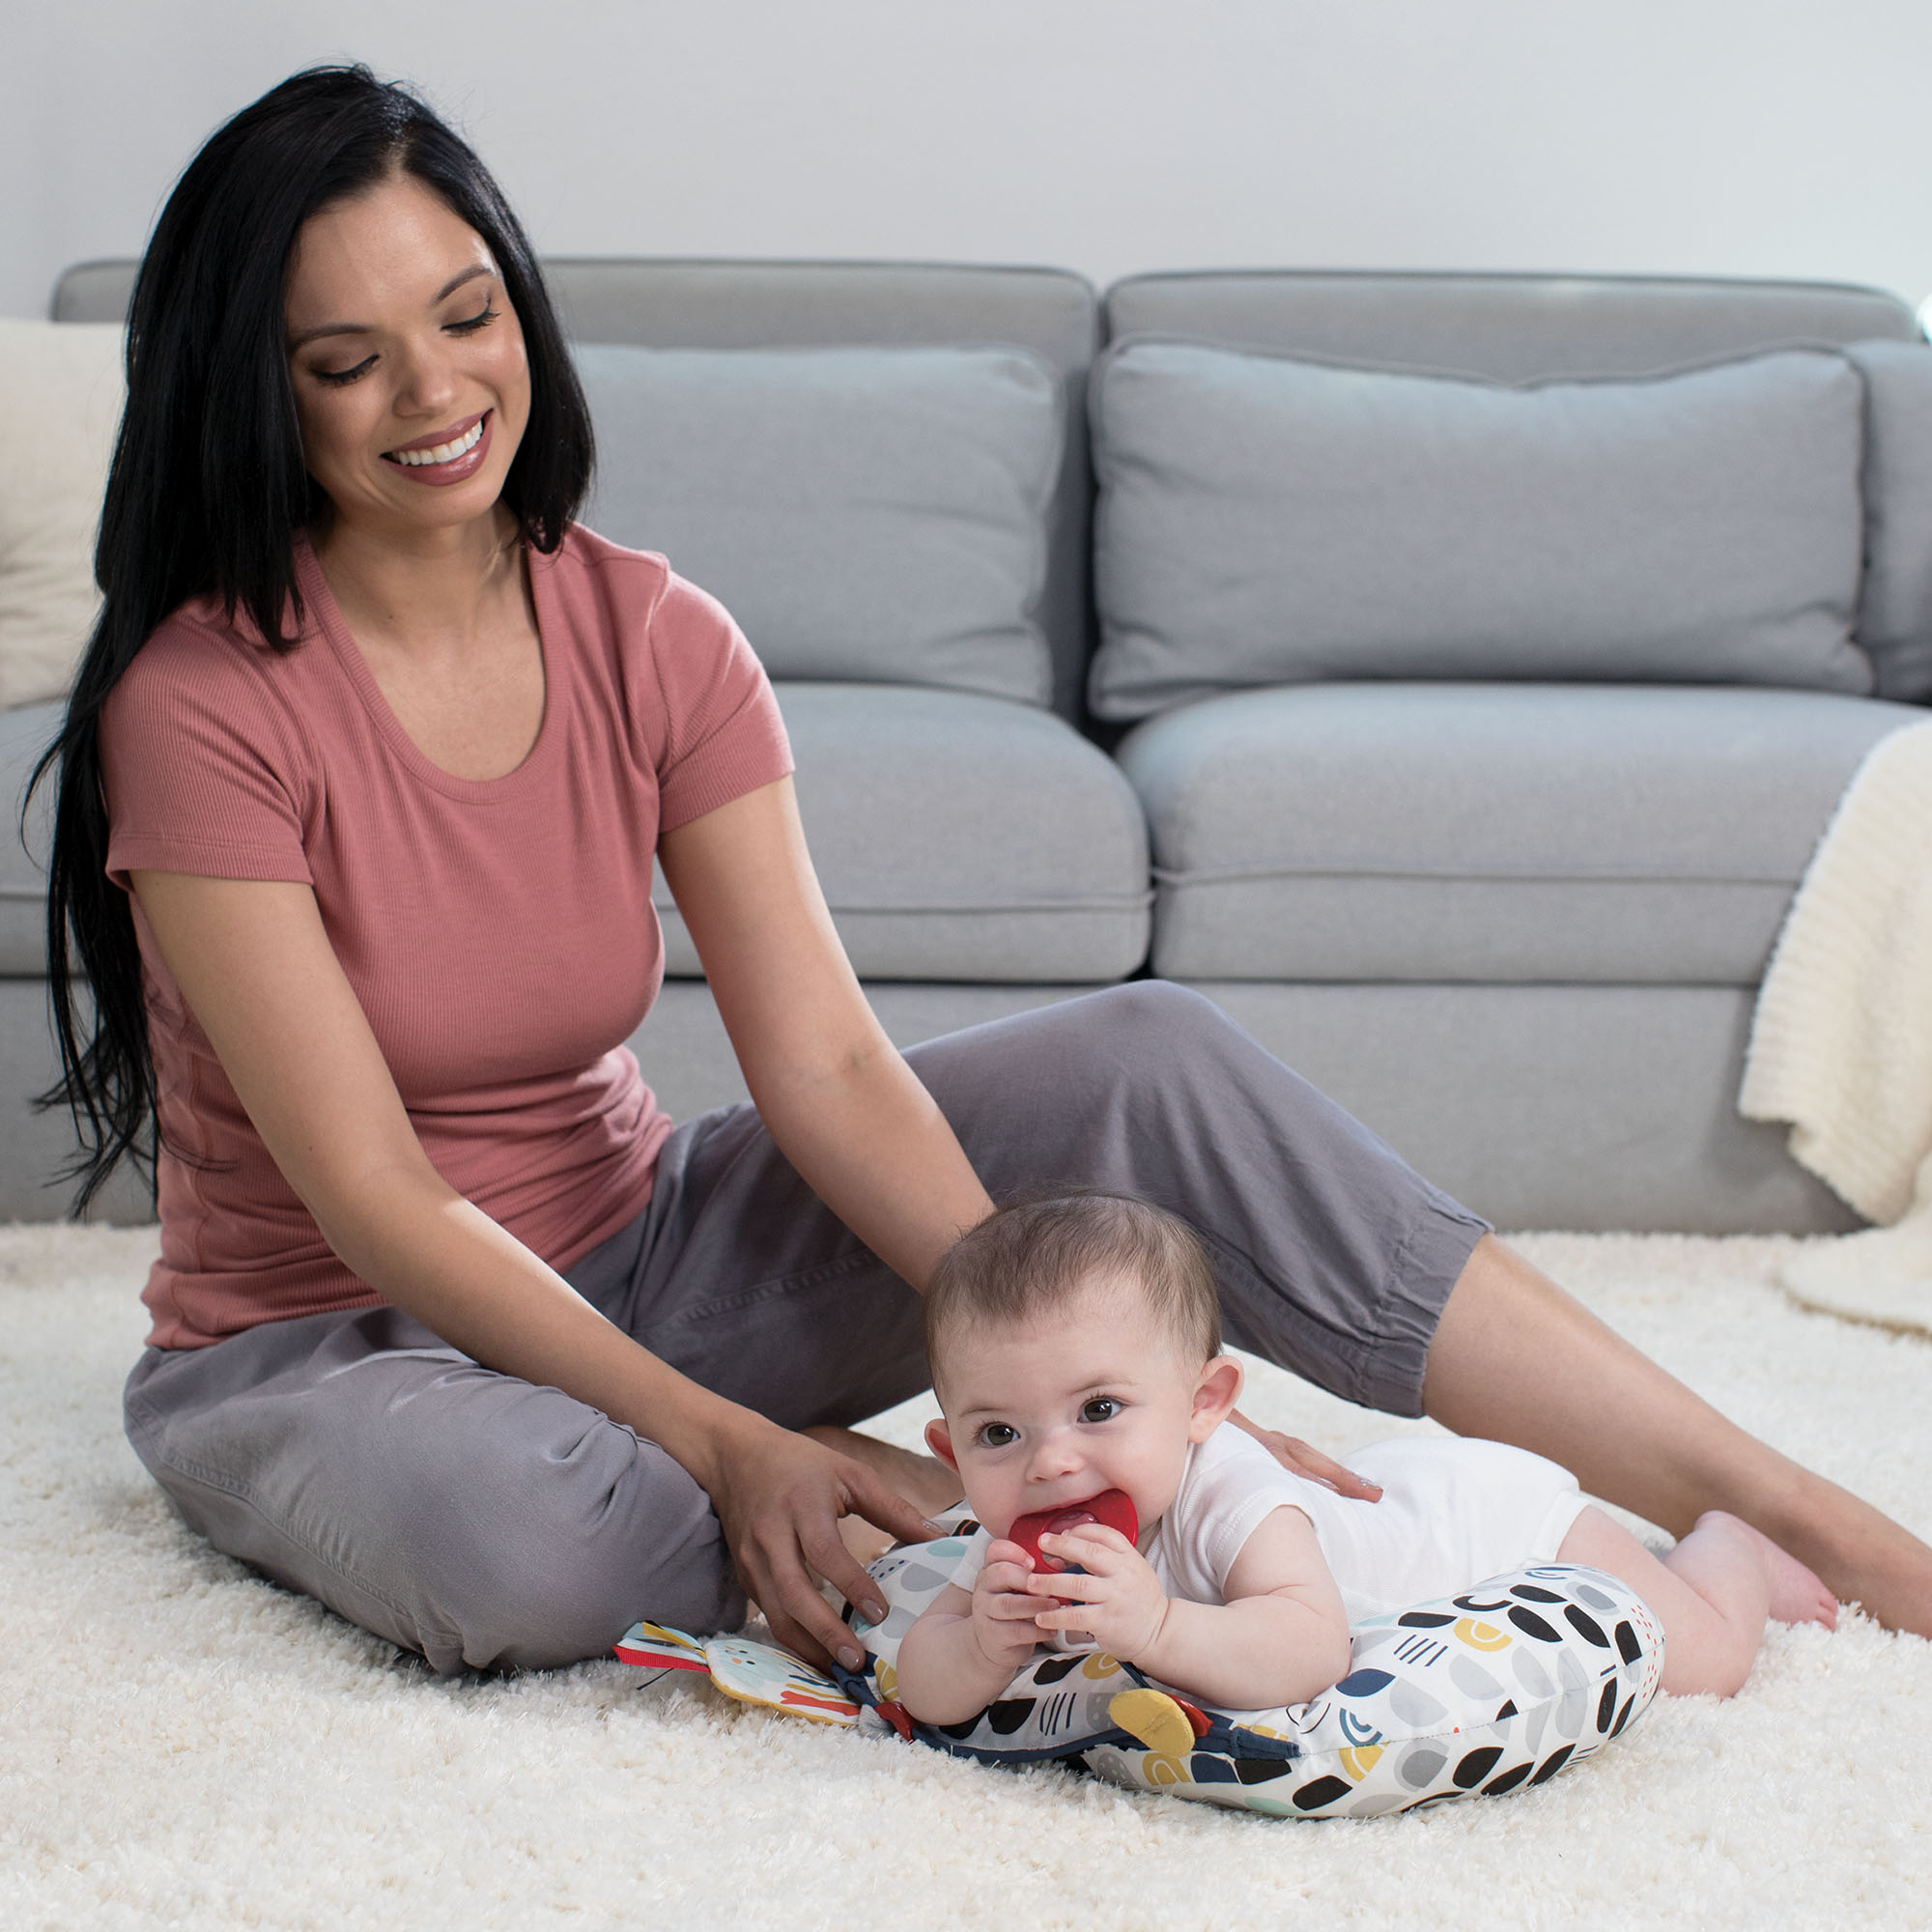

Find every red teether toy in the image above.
[1007,1489,1140,1583]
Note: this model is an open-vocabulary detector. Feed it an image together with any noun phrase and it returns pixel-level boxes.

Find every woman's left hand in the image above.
[1230,1410,1382,1500]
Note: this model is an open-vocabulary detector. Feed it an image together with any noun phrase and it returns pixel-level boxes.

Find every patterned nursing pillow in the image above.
[834,1511,1665,1818]
[615,1512,1665,1819]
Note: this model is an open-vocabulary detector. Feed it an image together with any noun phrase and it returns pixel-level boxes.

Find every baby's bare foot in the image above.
[1701,1510,1839,1629]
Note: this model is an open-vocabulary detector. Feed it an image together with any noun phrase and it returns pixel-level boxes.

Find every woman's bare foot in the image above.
[1758,1470,1932,1636]
[833,1517,895,1569]
[805,1425,961,1567]
[1700,1510,1837,1630]
[801,1424,964,1521]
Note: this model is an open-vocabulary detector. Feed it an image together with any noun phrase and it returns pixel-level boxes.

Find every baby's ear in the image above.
[923,1417,959,1471]
[1189,1354,1244,1440]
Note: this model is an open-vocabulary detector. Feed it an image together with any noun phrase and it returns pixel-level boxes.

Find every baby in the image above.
[895,1192,1838,1726]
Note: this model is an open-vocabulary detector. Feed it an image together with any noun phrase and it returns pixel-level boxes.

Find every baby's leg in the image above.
[1557,1505,1836,1698]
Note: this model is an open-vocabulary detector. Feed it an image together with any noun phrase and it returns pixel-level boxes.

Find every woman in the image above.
[40,67,1930,1676]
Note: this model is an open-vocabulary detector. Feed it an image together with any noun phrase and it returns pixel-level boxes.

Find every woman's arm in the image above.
[657,776,996,1289]
[128,867,932,1666]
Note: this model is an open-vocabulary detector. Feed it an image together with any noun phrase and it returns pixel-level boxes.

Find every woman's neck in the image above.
[309,502,525,658]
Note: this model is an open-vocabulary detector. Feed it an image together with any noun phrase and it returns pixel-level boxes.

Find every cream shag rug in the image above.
[6,1224,1931,1931]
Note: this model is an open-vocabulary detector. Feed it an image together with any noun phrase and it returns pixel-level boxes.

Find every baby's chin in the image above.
[960,1497,1026,1544]
[958,1496,1007,1537]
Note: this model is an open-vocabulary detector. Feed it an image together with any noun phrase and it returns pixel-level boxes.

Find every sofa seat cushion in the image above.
[654,683,1151,983]
[1117,683,1924,983]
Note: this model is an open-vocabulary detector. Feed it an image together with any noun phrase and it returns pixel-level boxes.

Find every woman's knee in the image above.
[403,1422,744,1671]
[1063,979,1236,1069]
[466,1531,743,1673]
[152,1380,740,1672]
[1091,977,1221,1029]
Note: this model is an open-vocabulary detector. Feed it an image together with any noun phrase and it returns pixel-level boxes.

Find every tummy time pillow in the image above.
[617,1508,1663,1819]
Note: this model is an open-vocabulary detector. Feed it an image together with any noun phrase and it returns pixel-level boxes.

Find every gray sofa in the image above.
[16,258,1929,1235]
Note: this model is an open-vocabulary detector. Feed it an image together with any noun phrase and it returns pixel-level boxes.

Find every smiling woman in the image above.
[281,177,542,781]
[29,65,1932,1689]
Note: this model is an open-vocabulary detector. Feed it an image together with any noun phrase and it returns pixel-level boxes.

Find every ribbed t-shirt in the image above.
[99,525,793,1350]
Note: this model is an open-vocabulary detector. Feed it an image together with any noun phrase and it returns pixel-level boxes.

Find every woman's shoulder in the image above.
[545,524,744,655]
[102,588,321,789]
[118,583,319,703]
[550,524,785,802]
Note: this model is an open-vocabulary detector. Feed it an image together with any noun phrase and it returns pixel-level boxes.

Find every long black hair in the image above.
[31,65,594,1211]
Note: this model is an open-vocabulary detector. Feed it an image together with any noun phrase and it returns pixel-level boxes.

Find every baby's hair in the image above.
[925,1191,1220,1389]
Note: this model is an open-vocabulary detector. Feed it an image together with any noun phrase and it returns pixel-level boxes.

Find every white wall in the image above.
[8,0,1932,322]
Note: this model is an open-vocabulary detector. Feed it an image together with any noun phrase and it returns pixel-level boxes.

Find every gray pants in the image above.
[122,983,1487,1673]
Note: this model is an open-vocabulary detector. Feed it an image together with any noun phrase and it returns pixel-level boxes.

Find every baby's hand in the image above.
[1028,1526,1168,1661]
[971,1539,1049,1673]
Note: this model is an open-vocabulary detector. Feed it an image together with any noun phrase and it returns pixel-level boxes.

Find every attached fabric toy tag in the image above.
[613,1620,861,1726]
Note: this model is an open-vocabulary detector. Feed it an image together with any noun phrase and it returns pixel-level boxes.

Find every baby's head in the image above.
[923,1192,1242,1540]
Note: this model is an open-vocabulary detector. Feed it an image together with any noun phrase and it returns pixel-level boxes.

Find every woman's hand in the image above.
[699,1413,937,1670]
[1230,1410,1383,1501]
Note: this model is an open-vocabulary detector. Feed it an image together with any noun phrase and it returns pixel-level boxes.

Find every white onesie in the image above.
[950,1425,1591,1628]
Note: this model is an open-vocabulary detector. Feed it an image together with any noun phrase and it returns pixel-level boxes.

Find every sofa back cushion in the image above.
[548,261,1098,720]
[1089,341,1871,720]
[576,343,1062,706]
[1844,340,1932,701]
[1104,270,1920,379]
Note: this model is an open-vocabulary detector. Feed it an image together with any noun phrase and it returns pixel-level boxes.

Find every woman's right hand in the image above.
[699,1413,938,1671]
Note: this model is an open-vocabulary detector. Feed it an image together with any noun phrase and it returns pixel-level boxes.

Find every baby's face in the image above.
[926,1272,1235,1543]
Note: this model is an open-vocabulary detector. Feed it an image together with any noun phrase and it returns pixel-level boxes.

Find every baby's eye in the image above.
[1079,1397,1121,1425]
[976,1422,1018,1449]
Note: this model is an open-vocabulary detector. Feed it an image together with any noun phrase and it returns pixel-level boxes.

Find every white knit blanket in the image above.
[1740,715,1932,1331]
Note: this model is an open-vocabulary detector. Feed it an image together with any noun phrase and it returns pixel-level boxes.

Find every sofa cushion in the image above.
[1089,341,1871,720]
[1845,340,1932,702]
[1117,683,1924,983]
[0,321,124,711]
[1102,270,1920,381]
[0,700,59,974]
[653,683,1150,982]
[576,344,1062,706]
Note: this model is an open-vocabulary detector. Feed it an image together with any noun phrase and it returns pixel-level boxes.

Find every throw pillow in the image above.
[1088,338,1871,720]
[575,343,1063,706]
[0,320,125,709]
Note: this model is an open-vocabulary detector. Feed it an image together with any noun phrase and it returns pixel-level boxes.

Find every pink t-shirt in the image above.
[100,525,792,1350]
